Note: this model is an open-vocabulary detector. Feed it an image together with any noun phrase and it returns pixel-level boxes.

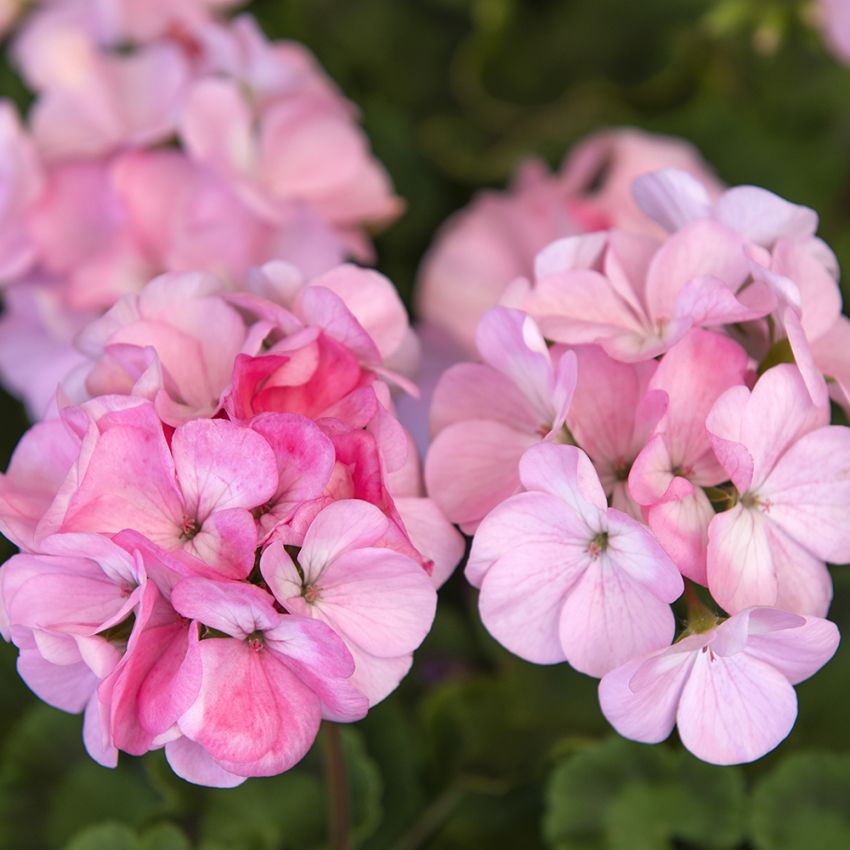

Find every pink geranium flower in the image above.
[466,443,683,677]
[166,576,367,785]
[261,499,438,704]
[599,607,839,764]
[705,364,850,616]
[425,306,577,532]
[39,400,279,577]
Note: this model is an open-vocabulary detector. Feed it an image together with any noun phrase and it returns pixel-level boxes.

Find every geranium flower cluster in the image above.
[425,169,848,765]
[0,259,463,785]
[0,0,401,417]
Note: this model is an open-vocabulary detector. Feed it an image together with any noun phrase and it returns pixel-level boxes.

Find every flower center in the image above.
[586,531,609,559]
[179,516,201,540]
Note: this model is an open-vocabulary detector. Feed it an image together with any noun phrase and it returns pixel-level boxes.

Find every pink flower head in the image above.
[629,329,749,583]
[466,443,683,677]
[599,607,839,764]
[164,576,367,785]
[705,364,850,616]
[260,499,438,705]
[425,306,577,532]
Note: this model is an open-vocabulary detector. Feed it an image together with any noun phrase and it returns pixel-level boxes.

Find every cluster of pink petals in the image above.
[416,128,722,355]
[0,1,401,417]
[426,165,847,765]
[818,0,850,64]
[0,266,463,786]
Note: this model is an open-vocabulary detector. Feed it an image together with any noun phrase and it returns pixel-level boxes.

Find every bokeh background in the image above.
[1,1,850,848]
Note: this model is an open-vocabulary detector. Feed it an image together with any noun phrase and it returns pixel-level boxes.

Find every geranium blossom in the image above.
[599,607,840,764]
[466,443,683,676]
[705,364,850,616]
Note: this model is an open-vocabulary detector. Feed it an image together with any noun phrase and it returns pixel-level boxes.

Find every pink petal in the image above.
[558,560,676,676]
[178,638,319,772]
[707,505,775,614]
[430,362,539,436]
[676,650,797,764]
[631,168,712,232]
[171,578,279,639]
[393,496,465,588]
[165,737,246,788]
[743,611,840,685]
[172,419,279,518]
[518,443,608,513]
[644,220,749,324]
[425,419,537,530]
[598,644,696,743]
[308,547,436,658]
[715,186,817,247]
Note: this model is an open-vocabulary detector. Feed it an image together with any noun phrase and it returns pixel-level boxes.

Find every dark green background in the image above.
[1,1,850,847]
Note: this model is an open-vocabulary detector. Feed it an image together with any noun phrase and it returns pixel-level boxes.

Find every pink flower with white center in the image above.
[705,364,850,616]
[599,606,840,765]
[466,443,683,677]
[72,270,256,425]
[260,499,438,705]
[425,306,577,532]
[166,576,367,786]
[565,344,663,519]
[38,399,279,578]
[629,329,749,583]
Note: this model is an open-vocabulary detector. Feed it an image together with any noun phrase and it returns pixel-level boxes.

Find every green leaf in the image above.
[752,752,850,850]
[543,737,746,850]
[63,823,138,850]
[139,823,191,850]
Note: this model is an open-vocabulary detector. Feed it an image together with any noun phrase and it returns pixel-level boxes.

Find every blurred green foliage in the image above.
[1,0,850,847]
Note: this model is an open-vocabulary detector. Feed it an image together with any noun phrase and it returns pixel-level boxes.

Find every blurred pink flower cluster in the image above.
[0,261,463,785]
[0,0,401,417]
[424,166,847,765]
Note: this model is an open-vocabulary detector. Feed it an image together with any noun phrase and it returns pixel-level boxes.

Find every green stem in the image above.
[323,724,350,850]
[683,581,719,634]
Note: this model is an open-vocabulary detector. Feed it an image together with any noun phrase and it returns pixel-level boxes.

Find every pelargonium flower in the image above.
[705,364,850,616]
[466,443,683,677]
[261,499,438,704]
[818,0,850,64]
[425,306,577,532]
[599,606,840,764]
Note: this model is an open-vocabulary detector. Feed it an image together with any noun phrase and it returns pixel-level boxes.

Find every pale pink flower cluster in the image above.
[0,0,400,417]
[425,168,847,765]
[0,251,462,783]
[818,0,850,64]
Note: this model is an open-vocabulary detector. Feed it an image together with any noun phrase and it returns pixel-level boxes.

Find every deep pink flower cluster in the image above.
[0,0,401,417]
[425,168,847,765]
[0,261,463,785]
